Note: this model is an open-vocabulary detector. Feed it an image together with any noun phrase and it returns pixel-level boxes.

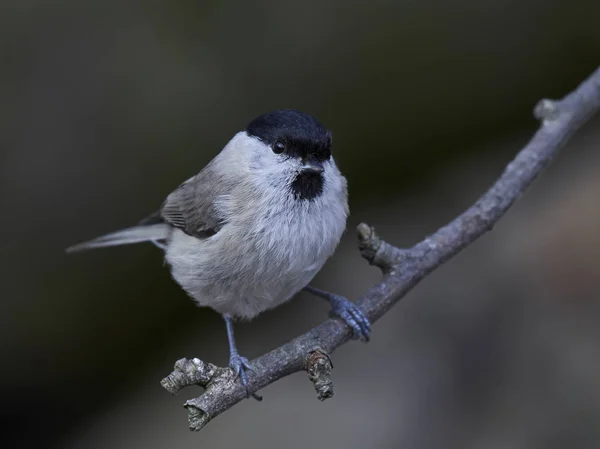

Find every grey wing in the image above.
[159,169,226,238]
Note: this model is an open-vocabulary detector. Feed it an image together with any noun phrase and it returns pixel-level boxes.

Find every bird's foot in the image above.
[229,354,262,401]
[328,294,371,342]
[229,353,252,384]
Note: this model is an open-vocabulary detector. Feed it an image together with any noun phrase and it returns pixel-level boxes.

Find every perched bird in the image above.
[67,109,371,392]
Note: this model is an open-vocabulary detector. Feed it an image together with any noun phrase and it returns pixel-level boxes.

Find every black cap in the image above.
[246,109,332,161]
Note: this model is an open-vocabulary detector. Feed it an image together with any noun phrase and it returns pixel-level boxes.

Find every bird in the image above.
[67,109,371,394]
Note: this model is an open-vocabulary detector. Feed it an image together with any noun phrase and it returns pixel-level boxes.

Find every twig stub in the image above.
[357,223,406,272]
[534,98,560,121]
[306,350,334,401]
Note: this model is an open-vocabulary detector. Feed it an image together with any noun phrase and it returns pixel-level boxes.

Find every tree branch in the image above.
[162,66,600,431]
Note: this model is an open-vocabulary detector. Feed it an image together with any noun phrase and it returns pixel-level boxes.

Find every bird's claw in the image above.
[229,354,262,401]
[328,295,371,342]
[229,354,252,382]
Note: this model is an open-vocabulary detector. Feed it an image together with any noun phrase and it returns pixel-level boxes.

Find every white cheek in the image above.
[250,155,296,188]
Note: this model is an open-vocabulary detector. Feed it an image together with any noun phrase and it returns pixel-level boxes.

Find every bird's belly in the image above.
[165,224,337,319]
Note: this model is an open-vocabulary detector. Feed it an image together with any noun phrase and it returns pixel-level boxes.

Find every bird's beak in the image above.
[299,161,324,174]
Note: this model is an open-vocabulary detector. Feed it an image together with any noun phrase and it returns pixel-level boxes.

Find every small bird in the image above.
[67,109,370,391]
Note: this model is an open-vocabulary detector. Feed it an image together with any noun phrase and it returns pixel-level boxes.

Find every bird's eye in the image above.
[273,140,286,154]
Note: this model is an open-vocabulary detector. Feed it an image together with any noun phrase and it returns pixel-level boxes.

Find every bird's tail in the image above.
[66,223,169,253]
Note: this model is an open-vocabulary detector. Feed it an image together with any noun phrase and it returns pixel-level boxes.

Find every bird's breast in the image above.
[166,190,348,320]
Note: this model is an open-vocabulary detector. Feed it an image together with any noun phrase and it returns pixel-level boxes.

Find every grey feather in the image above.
[66,224,169,253]
[138,210,164,225]
[160,163,229,238]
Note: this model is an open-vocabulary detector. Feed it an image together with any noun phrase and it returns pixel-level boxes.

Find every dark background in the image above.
[2,1,600,448]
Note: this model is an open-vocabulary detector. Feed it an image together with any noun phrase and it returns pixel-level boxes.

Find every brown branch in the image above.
[162,66,600,431]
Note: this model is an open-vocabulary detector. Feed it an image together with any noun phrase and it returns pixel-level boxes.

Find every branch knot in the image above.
[161,358,218,395]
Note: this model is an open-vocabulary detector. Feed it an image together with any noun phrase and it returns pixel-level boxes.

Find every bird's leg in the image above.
[222,314,262,400]
[303,286,371,341]
[223,314,251,382]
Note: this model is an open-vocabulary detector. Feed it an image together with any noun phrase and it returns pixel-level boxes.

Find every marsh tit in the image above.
[68,109,371,390]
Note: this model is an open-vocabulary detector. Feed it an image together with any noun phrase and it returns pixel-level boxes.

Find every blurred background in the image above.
[2,1,600,448]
